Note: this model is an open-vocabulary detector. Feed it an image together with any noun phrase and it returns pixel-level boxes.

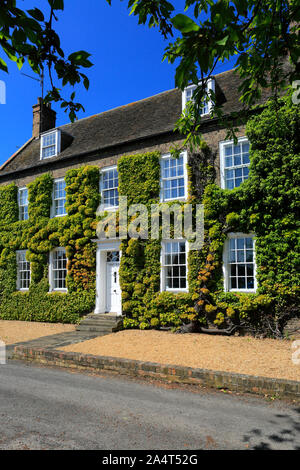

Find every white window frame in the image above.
[40,129,61,160]
[51,177,67,218]
[18,187,29,221]
[49,247,68,292]
[219,136,250,189]
[160,151,188,203]
[100,165,119,211]
[161,239,189,292]
[16,250,30,291]
[223,233,257,293]
[182,78,215,115]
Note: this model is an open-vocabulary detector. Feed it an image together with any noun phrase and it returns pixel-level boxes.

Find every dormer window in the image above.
[182,78,215,115]
[40,129,61,160]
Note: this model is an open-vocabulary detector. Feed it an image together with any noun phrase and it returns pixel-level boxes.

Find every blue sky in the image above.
[0,0,235,166]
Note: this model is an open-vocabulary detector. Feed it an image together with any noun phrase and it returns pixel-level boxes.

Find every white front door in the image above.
[106,251,121,314]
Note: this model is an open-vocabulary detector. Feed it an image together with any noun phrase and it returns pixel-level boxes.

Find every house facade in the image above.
[0,67,297,332]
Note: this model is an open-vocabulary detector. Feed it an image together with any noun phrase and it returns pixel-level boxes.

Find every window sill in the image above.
[160,197,187,203]
[227,289,256,294]
[40,154,59,161]
[51,214,67,219]
[101,206,119,212]
[163,288,189,293]
[48,289,68,294]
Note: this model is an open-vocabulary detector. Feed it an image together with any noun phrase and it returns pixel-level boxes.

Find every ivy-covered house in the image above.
[0,67,298,335]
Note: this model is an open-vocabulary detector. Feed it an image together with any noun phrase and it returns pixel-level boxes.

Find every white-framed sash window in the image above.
[18,187,29,221]
[220,137,250,189]
[40,129,61,160]
[161,240,188,291]
[182,78,215,115]
[223,233,256,292]
[52,178,67,217]
[16,250,30,290]
[100,166,119,210]
[160,152,187,202]
[49,248,67,291]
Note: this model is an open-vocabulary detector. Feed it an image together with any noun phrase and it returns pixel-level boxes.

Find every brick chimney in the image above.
[32,97,56,138]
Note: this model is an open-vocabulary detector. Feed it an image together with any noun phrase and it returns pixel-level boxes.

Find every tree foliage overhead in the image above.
[124,0,300,148]
[0,0,92,121]
[0,1,299,131]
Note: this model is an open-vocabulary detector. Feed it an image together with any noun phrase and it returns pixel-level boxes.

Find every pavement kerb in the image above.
[12,345,300,400]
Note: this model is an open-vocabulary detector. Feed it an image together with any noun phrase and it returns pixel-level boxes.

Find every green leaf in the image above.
[48,0,64,10]
[16,57,24,71]
[80,73,90,90]
[27,8,45,22]
[0,57,8,73]
[68,50,93,67]
[171,14,200,33]
[216,35,229,46]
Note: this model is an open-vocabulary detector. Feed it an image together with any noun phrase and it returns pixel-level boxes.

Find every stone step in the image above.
[76,325,115,333]
[80,317,122,324]
[86,314,120,321]
[79,319,118,326]
[76,325,118,331]
[76,314,123,334]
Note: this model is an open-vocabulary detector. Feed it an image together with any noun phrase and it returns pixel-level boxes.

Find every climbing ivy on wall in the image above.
[192,95,300,337]
[118,152,161,329]
[117,151,202,330]
[0,94,298,336]
[0,166,100,323]
[118,94,299,336]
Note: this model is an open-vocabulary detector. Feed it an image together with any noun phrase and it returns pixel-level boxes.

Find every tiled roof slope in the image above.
[0,68,268,176]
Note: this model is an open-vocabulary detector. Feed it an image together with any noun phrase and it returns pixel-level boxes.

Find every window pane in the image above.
[225,146,232,156]
[225,156,233,168]
[107,251,120,262]
[234,155,242,166]
[238,265,245,276]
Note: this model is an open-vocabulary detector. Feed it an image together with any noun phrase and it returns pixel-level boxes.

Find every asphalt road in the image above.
[0,361,299,450]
